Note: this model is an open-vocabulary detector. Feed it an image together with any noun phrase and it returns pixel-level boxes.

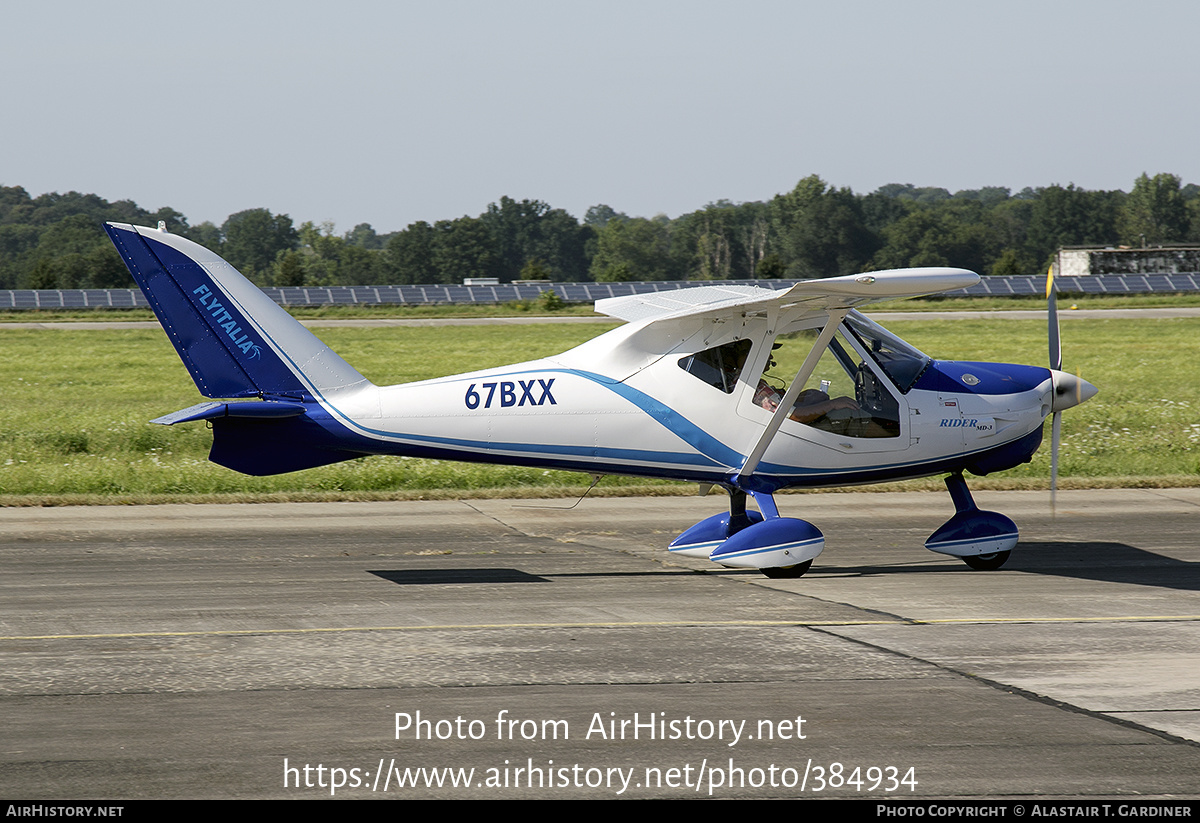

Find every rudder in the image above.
[105,222,370,400]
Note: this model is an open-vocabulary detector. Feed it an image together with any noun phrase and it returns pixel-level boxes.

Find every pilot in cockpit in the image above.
[753,343,893,438]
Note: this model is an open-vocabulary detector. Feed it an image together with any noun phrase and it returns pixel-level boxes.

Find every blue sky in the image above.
[3,0,1196,233]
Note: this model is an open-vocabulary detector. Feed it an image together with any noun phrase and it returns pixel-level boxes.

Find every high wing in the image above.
[572,268,980,484]
[555,268,978,383]
[594,268,979,324]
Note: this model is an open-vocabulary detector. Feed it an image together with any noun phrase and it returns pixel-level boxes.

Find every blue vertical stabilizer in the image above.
[104,223,370,400]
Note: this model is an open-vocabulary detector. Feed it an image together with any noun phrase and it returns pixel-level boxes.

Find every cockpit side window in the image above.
[678,339,753,394]
[753,327,900,438]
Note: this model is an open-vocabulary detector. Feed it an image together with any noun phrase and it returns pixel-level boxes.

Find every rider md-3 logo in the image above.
[464,379,557,410]
[191,284,263,360]
[939,418,995,433]
[938,399,994,432]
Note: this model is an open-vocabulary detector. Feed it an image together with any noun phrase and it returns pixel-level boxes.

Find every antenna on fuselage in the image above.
[514,475,604,510]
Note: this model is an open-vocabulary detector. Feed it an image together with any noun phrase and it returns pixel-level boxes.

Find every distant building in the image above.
[1055,246,1200,276]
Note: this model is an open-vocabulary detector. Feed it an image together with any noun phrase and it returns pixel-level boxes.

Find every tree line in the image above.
[1,174,1197,291]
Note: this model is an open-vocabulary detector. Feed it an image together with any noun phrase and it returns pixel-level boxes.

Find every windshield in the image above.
[842,312,931,394]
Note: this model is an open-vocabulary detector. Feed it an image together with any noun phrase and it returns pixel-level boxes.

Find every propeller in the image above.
[1045,265,1097,513]
[1048,265,1061,372]
[1047,266,1061,512]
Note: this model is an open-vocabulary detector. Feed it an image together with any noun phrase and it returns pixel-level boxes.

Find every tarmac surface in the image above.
[1,489,1198,799]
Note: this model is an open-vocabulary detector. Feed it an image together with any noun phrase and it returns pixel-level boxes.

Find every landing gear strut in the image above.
[925,472,1018,570]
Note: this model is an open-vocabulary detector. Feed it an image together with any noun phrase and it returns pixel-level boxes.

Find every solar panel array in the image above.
[4,272,1200,310]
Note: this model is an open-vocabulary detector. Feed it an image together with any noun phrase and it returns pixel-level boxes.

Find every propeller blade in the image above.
[1050,411,1061,515]
[1047,265,1061,371]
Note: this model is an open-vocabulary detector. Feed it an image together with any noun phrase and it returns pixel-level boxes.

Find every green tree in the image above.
[861,190,914,235]
[589,217,675,281]
[593,261,636,282]
[0,187,161,287]
[1026,184,1122,263]
[291,221,384,285]
[872,202,994,273]
[772,176,879,278]
[432,216,498,282]
[1120,173,1189,245]
[221,208,298,283]
[26,257,58,289]
[989,248,1025,277]
[519,259,552,280]
[952,187,1011,206]
[736,201,772,279]
[0,224,40,262]
[481,196,592,281]
[0,185,32,219]
[583,204,628,228]
[873,183,952,205]
[337,243,381,284]
[33,214,102,257]
[184,221,223,251]
[756,254,786,279]
[274,250,306,287]
[986,198,1034,253]
[537,288,565,311]
[345,223,383,249]
[386,221,440,284]
[673,202,740,280]
[83,245,134,288]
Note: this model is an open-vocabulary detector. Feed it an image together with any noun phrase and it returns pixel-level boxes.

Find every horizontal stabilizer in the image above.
[151,401,359,475]
[152,400,309,426]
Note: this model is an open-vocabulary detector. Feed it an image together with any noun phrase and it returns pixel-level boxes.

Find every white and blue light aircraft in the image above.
[105,222,1096,578]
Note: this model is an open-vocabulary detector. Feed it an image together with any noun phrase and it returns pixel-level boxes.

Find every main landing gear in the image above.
[668,488,824,578]
[760,560,814,579]
[670,473,1018,577]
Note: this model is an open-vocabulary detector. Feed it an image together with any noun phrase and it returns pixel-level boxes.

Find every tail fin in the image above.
[105,223,370,399]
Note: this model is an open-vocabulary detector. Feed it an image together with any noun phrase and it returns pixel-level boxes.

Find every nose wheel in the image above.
[960,550,1010,571]
[925,473,1018,569]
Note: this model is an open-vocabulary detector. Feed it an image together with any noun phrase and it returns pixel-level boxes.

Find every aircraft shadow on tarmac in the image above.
[370,569,551,585]
[810,542,1200,591]
[368,543,1199,591]
[368,568,708,585]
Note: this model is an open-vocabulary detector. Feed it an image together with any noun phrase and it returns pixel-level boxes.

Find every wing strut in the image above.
[738,310,848,478]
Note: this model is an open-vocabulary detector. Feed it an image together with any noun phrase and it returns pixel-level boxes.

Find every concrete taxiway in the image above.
[1,489,1198,799]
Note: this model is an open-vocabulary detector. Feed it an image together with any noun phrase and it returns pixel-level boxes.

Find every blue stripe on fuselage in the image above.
[324,367,744,471]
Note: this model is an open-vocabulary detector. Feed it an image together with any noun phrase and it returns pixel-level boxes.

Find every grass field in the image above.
[0,313,1192,504]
